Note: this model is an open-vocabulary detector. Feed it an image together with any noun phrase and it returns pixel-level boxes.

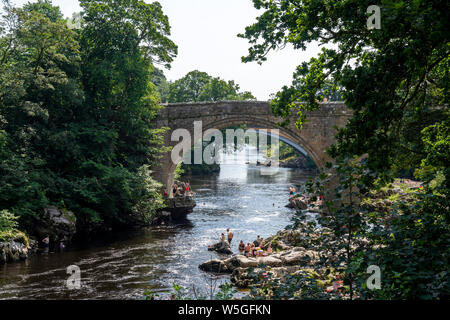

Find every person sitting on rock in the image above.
[238,240,245,253]
[257,247,264,257]
[251,244,256,257]
[266,244,273,254]
[289,186,296,197]
[220,233,226,242]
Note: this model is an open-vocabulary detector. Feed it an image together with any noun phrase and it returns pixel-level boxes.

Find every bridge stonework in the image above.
[154,101,351,193]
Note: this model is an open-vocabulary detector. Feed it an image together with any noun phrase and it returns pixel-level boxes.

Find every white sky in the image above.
[12,0,321,100]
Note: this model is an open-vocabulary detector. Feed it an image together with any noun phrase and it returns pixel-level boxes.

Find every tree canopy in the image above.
[240,0,449,300]
[167,70,256,103]
[240,0,449,181]
[0,0,177,235]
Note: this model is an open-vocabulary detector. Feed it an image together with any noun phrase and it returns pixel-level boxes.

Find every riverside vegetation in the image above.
[0,0,256,253]
[161,0,449,300]
[0,0,448,301]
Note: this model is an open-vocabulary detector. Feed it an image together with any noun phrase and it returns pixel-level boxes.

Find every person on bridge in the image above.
[227,229,234,244]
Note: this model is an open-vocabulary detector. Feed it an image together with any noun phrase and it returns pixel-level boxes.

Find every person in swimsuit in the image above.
[238,240,245,253]
[227,228,234,244]
[244,243,251,257]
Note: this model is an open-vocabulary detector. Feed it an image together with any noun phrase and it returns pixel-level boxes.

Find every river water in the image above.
[0,149,314,300]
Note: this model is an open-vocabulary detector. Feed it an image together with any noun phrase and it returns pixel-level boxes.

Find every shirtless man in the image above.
[227,228,234,244]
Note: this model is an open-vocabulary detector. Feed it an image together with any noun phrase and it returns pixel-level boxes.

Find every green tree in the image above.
[168,70,256,103]
[240,0,449,300]
[0,0,177,236]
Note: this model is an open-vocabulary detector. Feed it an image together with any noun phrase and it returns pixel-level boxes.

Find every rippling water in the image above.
[0,150,315,299]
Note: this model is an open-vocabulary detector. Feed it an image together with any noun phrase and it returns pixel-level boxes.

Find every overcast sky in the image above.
[12,0,321,100]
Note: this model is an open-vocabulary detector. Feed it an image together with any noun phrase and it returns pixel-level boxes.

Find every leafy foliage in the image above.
[240,0,449,300]
[168,70,256,103]
[0,0,176,235]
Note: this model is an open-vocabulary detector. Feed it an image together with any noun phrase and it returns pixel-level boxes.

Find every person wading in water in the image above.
[227,229,234,244]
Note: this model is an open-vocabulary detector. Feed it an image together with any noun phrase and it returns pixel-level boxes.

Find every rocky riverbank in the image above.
[0,234,38,264]
[198,179,422,292]
[199,227,324,288]
[279,156,318,173]
[1,206,76,265]
[151,196,196,225]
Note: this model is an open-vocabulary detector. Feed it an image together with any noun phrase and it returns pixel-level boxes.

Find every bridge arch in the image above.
[155,101,351,194]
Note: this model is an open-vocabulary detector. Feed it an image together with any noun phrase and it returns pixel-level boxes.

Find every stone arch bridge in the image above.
[154,101,351,195]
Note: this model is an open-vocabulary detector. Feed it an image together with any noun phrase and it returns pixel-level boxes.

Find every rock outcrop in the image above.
[208,240,233,255]
[199,247,321,286]
[285,196,308,210]
[199,225,326,288]
[161,196,196,221]
[33,206,77,244]
[0,234,37,264]
[151,211,172,225]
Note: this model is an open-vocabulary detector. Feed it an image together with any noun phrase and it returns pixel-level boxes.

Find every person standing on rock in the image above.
[227,229,233,244]
[244,243,251,257]
[185,182,190,196]
[238,240,245,254]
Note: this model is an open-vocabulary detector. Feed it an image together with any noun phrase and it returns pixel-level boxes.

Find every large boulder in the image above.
[208,240,233,255]
[278,248,319,266]
[0,233,31,264]
[224,255,259,270]
[34,206,77,244]
[286,197,308,210]
[231,266,304,288]
[199,259,230,273]
[162,197,196,220]
[151,211,172,226]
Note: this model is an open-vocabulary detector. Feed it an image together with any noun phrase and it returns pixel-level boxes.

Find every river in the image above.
[0,149,315,299]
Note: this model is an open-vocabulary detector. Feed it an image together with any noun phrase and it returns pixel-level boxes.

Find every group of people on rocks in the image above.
[163,181,191,198]
[238,235,273,257]
[216,231,274,258]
